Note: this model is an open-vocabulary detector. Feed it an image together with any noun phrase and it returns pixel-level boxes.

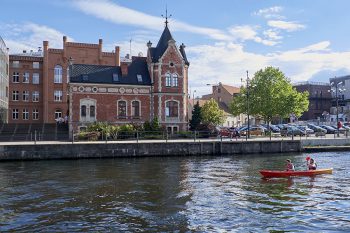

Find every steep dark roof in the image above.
[149,25,175,63]
[70,57,151,85]
[149,25,189,66]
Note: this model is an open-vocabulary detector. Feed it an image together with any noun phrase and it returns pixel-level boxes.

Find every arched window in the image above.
[166,101,179,117]
[132,101,140,118]
[54,65,63,83]
[118,100,127,118]
[165,73,171,87]
[172,74,178,87]
[81,105,86,117]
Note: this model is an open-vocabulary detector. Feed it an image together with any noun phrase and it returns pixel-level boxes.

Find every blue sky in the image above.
[1,0,350,96]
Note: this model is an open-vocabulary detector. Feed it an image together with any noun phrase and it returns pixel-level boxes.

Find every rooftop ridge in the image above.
[66,42,99,48]
[293,81,330,86]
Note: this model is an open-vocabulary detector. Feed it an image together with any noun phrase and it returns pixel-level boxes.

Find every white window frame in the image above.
[12,91,19,101]
[33,73,39,84]
[55,110,62,120]
[22,109,29,120]
[12,109,19,120]
[80,98,97,122]
[172,73,178,87]
[12,72,19,83]
[12,61,19,68]
[22,91,29,101]
[54,65,63,83]
[33,109,39,120]
[54,90,63,102]
[165,73,171,87]
[33,62,40,69]
[32,91,39,102]
[23,72,30,83]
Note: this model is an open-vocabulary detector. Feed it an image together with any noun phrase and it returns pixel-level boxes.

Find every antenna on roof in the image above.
[129,38,132,58]
[161,5,172,27]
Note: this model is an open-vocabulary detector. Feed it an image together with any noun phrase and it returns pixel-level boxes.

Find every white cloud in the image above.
[263,29,283,40]
[228,25,279,46]
[73,0,231,41]
[254,6,284,19]
[187,41,350,96]
[0,22,72,53]
[267,20,305,32]
[72,0,293,47]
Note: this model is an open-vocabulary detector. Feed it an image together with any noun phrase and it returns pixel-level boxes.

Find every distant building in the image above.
[329,75,350,122]
[293,81,332,121]
[192,82,244,127]
[0,36,9,123]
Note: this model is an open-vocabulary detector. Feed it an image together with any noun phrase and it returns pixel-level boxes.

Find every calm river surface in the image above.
[0,152,349,232]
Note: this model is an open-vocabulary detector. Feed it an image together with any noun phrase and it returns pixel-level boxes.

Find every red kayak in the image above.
[260,168,333,178]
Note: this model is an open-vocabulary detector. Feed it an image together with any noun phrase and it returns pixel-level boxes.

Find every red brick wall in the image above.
[8,56,44,123]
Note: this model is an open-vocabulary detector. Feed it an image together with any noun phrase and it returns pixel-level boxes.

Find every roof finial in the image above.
[161,5,172,27]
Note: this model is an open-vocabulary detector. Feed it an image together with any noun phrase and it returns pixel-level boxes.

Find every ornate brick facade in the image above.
[8,24,189,133]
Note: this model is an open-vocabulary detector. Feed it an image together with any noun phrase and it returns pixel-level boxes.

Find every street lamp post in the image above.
[330,80,345,137]
[68,57,74,139]
[192,90,196,107]
[241,71,251,139]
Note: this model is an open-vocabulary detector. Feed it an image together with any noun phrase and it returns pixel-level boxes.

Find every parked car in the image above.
[320,125,336,134]
[297,125,314,135]
[329,125,347,134]
[261,124,281,133]
[216,127,231,137]
[229,127,241,137]
[281,126,305,136]
[307,123,327,134]
[240,126,265,136]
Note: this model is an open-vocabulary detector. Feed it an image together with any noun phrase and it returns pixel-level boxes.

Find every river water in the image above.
[0,152,349,232]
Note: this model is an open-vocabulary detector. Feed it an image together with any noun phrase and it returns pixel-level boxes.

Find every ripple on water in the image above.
[0,153,350,232]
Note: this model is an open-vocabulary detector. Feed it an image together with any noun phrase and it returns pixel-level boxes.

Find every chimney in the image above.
[121,62,128,76]
[115,46,120,66]
[62,36,68,59]
[98,39,103,64]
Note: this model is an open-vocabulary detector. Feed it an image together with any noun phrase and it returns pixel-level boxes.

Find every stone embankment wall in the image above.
[0,140,301,161]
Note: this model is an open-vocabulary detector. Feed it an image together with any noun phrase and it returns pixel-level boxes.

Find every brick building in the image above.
[8,36,120,124]
[8,22,189,133]
[69,23,189,133]
[0,36,9,123]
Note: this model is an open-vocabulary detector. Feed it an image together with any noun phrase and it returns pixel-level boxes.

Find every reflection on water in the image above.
[0,152,349,232]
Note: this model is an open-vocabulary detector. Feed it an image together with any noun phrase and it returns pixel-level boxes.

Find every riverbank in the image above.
[0,140,301,161]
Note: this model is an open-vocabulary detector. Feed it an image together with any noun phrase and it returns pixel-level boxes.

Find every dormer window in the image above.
[137,74,143,83]
[113,73,119,82]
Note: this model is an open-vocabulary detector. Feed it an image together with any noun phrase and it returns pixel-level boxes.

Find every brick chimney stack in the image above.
[98,39,103,64]
[115,46,120,66]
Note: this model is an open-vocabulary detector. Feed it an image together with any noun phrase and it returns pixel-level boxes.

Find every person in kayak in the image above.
[285,159,295,171]
[307,158,317,170]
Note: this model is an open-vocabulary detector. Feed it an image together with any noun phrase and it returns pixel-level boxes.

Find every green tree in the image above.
[201,98,226,126]
[230,67,309,123]
[189,101,202,130]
